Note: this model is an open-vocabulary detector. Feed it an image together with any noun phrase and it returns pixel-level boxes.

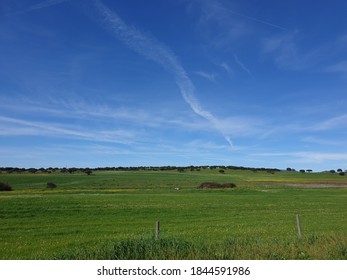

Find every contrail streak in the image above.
[29,0,69,10]
[15,0,70,14]
[93,0,233,146]
[207,2,288,31]
[227,9,288,31]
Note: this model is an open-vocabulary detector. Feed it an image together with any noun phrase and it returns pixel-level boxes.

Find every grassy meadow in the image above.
[0,168,346,259]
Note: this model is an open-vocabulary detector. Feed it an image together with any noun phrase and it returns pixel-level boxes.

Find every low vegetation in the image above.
[0,182,12,191]
[46,182,57,189]
[54,235,347,260]
[0,167,346,259]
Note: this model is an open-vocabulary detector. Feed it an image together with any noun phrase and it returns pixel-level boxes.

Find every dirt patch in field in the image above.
[198,182,237,189]
[283,183,347,188]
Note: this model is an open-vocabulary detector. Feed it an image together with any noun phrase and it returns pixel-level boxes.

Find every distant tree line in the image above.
[0,166,345,175]
[0,165,281,174]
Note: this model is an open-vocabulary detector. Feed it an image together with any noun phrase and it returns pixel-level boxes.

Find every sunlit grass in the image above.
[53,234,347,260]
[0,169,346,259]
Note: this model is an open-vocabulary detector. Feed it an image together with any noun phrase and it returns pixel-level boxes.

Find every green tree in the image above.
[84,169,93,176]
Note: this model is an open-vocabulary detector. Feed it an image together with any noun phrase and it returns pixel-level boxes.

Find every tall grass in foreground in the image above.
[53,234,347,260]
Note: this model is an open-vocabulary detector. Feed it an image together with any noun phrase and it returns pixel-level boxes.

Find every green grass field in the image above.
[0,168,346,259]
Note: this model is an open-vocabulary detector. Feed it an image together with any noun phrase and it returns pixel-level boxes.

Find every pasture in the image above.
[0,168,346,259]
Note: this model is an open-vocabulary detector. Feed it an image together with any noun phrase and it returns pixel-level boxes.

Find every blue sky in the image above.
[1,0,347,171]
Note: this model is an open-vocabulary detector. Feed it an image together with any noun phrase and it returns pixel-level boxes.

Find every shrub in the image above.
[84,169,93,176]
[0,182,12,191]
[47,182,57,189]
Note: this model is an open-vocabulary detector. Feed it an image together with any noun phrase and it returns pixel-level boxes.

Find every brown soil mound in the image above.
[198,182,236,189]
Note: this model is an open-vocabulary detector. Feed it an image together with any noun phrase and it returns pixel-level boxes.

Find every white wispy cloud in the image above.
[325,60,347,75]
[191,0,287,50]
[205,1,287,31]
[93,0,233,146]
[263,32,347,72]
[300,136,346,147]
[220,62,233,75]
[0,115,137,144]
[194,0,249,43]
[231,118,267,137]
[262,32,300,70]
[15,0,71,14]
[254,151,347,164]
[194,71,217,81]
[0,96,216,134]
[234,54,253,77]
[311,114,347,131]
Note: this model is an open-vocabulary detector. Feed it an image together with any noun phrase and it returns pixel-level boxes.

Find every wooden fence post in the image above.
[156,220,160,240]
[296,214,302,239]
